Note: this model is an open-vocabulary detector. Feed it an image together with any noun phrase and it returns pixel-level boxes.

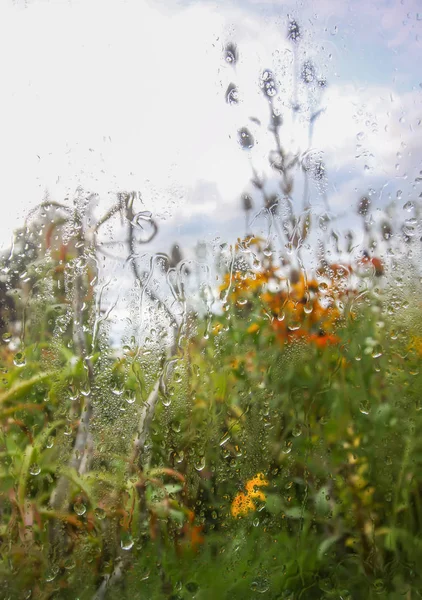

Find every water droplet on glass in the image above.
[2,332,11,342]
[64,557,76,570]
[29,463,41,476]
[359,401,370,415]
[194,456,206,471]
[292,424,302,437]
[372,344,383,359]
[45,565,59,582]
[121,533,134,551]
[13,352,26,367]
[124,390,136,404]
[226,82,239,105]
[238,127,254,150]
[251,579,270,593]
[95,507,106,520]
[171,420,181,433]
[112,385,124,396]
[74,501,86,516]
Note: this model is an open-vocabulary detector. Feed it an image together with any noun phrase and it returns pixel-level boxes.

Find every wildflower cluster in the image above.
[231,473,269,518]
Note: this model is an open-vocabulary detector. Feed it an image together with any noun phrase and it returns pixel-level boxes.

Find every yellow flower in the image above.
[245,472,269,497]
[231,473,269,518]
[247,323,260,334]
[212,322,223,335]
[408,336,422,357]
[231,492,256,518]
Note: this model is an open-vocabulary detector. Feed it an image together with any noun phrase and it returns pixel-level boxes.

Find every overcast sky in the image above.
[0,0,421,255]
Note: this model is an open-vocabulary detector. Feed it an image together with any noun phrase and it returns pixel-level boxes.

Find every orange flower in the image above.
[247,322,260,334]
[307,333,340,348]
[245,472,269,500]
[231,492,256,518]
[359,254,384,276]
[178,510,205,552]
[231,473,269,518]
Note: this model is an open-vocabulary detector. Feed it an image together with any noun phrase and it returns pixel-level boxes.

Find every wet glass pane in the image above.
[1,0,421,598]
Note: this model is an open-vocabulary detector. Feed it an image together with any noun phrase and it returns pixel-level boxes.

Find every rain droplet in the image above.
[45,436,54,449]
[2,332,11,342]
[292,424,302,437]
[226,82,239,105]
[45,565,59,582]
[29,463,41,476]
[121,533,134,551]
[372,344,383,359]
[112,385,124,396]
[74,501,86,516]
[13,352,26,367]
[124,390,136,404]
[359,401,370,415]
[95,507,106,520]
[251,579,270,593]
[194,456,206,471]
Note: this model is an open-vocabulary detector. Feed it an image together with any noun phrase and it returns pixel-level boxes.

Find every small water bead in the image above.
[250,579,270,593]
[124,390,136,404]
[121,533,134,551]
[64,557,76,570]
[13,352,26,367]
[112,385,124,396]
[45,436,54,449]
[95,507,106,520]
[45,565,59,582]
[292,424,302,437]
[29,463,41,476]
[359,401,370,415]
[194,456,206,471]
[74,501,86,516]
[2,332,11,342]
[372,344,383,359]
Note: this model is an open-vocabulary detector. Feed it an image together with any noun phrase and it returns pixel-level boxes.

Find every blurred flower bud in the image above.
[226,82,239,105]
[290,269,300,284]
[265,194,279,212]
[357,196,370,216]
[270,109,283,130]
[224,42,238,65]
[301,60,316,84]
[313,160,326,181]
[242,194,253,212]
[345,231,354,253]
[381,221,392,240]
[260,69,277,98]
[238,127,254,150]
[269,150,283,172]
[287,19,301,42]
[170,243,183,268]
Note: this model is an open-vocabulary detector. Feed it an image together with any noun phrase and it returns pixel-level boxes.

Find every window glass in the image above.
[1,1,421,598]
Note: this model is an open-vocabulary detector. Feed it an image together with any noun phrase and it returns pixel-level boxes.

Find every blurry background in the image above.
[0,0,420,252]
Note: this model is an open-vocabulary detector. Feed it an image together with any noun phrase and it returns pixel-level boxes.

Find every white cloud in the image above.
[0,0,420,253]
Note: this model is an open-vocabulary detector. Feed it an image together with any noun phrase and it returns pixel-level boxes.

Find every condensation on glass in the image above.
[0,1,421,598]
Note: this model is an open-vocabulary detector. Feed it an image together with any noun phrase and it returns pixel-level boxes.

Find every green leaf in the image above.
[317,535,340,560]
[265,493,284,515]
